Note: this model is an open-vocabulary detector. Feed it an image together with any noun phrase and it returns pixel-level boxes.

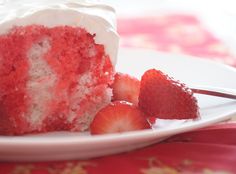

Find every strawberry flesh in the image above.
[90,101,150,135]
[111,73,140,105]
[139,69,199,119]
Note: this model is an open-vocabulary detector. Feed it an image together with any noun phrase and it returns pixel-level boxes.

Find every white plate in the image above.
[1,48,236,162]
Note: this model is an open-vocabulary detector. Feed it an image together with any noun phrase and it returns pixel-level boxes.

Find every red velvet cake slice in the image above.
[0,1,119,135]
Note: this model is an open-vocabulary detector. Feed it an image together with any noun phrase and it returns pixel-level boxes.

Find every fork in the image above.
[191,86,236,99]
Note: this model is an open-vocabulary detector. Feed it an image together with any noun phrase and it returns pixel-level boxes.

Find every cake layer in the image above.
[0,0,119,65]
[0,25,114,135]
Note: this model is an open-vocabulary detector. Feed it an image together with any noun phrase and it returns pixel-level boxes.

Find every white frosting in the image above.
[0,0,119,65]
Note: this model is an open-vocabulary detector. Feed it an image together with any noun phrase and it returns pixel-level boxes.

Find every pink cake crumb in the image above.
[0,25,114,135]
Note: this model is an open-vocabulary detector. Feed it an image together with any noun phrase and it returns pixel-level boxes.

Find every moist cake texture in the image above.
[0,0,119,135]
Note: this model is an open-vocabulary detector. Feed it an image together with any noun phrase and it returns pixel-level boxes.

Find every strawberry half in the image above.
[111,73,140,105]
[90,101,150,135]
[139,69,199,119]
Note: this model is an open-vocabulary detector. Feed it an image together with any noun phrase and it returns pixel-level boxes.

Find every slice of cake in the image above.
[0,0,119,135]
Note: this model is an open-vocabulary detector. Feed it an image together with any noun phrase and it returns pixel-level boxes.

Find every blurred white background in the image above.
[102,0,236,56]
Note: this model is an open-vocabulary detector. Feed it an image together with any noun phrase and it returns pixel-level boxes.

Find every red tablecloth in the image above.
[1,15,236,174]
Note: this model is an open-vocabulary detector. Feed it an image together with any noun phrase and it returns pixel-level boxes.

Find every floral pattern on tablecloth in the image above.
[5,156,233,174]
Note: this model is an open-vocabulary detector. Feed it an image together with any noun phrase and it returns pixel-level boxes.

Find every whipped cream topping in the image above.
[0,0,119,65]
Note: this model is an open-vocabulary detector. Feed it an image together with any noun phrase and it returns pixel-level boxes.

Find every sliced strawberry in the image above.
[90,101,150,135]
[111,73,140,105]
[139,69,199,119]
